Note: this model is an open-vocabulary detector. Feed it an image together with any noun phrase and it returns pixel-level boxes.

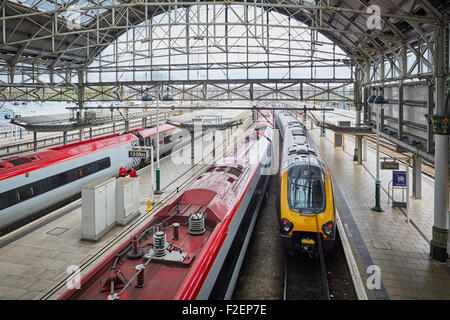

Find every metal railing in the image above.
[0,113,170,158]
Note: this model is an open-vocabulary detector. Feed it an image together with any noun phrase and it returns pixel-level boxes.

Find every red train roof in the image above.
[0,124,177,181]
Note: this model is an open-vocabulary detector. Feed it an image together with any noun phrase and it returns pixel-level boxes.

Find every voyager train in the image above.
[59,112,274,300]
[0,124,188,234]
[275,111,336,255]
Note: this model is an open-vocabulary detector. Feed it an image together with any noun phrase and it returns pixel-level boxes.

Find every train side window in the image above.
[68,169,78,183]
[1,190,18,208]
[98,158,111,171]
[40,179,50,193]
[79,166,91,178]
[58,172,70,186]
[31,184,40,196]
[18,187,33,202]
[0,196,3,210]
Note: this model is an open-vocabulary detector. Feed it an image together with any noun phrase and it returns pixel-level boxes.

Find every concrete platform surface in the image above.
[308,125,450,300]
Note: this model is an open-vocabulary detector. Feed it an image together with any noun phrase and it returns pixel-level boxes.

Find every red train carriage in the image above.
[59,114,274,300]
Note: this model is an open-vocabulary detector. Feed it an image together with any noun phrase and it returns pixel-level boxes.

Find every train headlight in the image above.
[281,218,294,234]
[321,221,334,237]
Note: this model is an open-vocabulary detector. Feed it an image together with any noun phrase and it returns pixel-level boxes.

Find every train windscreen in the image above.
[287,166,325,214]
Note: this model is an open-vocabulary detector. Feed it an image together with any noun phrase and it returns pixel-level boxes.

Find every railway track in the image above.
[283,234,330,300]
[283,254,330,300]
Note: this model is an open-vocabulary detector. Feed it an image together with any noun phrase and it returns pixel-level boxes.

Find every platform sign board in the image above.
[393,171,407,187]
[334,133,344,148]
[128,150,148,159]
[381,161,399,170]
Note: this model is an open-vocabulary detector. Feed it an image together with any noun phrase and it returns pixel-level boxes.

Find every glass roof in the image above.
[10,0,118,24]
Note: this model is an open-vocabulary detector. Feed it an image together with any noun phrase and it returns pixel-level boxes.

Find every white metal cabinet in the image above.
[116,177,140,225]
[81,176,116,241]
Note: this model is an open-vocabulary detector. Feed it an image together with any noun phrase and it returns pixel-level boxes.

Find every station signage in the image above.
[381,161,399,170]
[128,150,148,159]
[393,171,407,187]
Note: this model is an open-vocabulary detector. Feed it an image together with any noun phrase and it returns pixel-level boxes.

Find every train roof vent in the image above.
[7,158,33,166]
[295,145,315,155]
[292,129,305,136]
[228,167,242,178]
[288,146,298,155]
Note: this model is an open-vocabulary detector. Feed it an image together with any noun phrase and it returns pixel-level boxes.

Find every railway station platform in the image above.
[307,124,450,300]
[0,123,251,300]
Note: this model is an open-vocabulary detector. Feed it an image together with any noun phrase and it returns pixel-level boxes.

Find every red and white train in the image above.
[0,123,188,235]
[59,111,274,300]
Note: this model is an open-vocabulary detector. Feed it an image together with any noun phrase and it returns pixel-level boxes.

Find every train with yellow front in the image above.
[275,111,336,255]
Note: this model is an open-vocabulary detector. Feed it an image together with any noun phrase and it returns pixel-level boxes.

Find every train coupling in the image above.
[300,239,315,254]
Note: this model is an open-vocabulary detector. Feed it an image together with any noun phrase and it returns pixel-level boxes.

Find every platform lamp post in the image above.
[154,85,163,195]
[370,87,389,212]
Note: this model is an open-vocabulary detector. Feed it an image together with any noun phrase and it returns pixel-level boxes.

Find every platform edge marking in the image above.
[335,210,368,300]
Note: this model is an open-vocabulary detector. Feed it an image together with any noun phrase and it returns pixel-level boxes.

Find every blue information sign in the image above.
[393,171,407,187]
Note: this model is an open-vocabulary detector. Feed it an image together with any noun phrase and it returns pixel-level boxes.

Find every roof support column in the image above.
[398,81,404,140]
[427,82,435,153]
[412,154,422,199]
[33,131,37,152]
[430,22,449,262]
[354,66,362,127]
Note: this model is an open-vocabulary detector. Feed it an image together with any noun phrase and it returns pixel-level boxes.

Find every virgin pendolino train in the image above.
[0,123,188,235]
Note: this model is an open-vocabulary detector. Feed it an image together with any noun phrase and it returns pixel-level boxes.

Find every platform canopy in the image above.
[167,103,251,130]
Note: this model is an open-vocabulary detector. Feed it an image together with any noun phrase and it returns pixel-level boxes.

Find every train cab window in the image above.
[287,167,325,213]
[288,177,324,213]
[163,136,171,144]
